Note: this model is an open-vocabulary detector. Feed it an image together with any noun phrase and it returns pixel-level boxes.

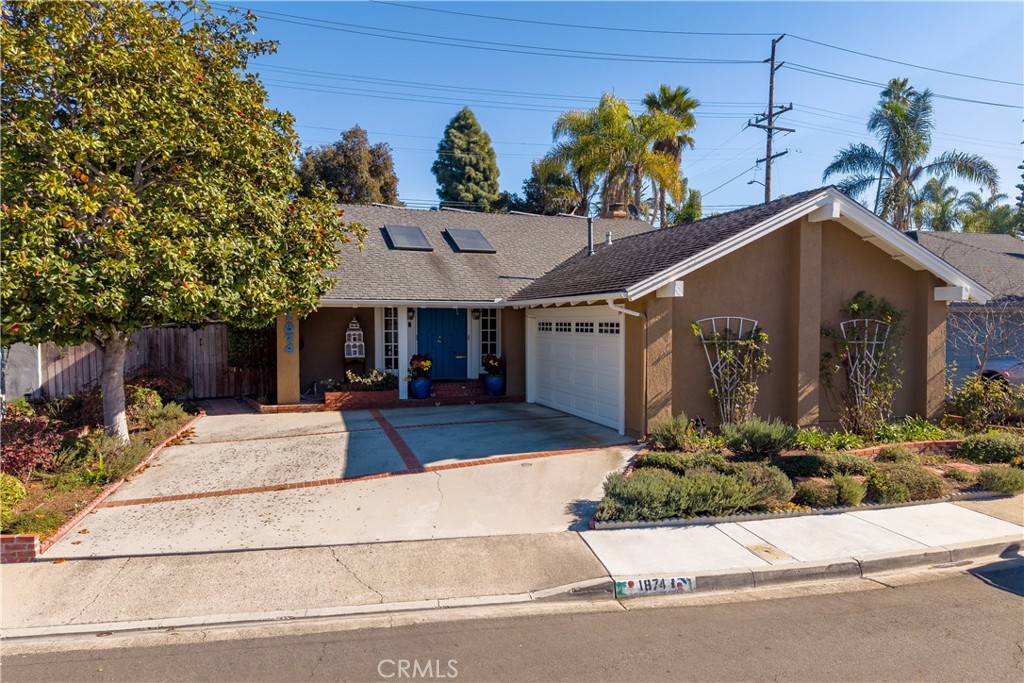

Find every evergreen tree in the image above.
[501,162,577,215]
[297,126,399,205]
[431,107,500,212]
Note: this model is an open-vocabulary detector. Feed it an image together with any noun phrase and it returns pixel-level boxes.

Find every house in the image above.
[279,186,991,436]
[907,231,1024,384]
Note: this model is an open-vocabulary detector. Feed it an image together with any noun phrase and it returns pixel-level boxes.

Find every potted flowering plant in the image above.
[481,354,505,396]
[406,354,433,399]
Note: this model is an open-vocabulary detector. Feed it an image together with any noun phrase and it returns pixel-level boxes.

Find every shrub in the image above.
[774,453,875,479]
[125,386,163,428]
[832,474,867,506]
[140,402,188,432]
[977,467,1024,494]
[2,509,65,536]
[732,462,794,508]
[635,450,734,477]
[875,445,920,465]
[0,415,63,481]
[648,413,703,452]
[596,469,679,522]
[874,416,947,444]
[127,367,192,402]
[869,465,946,502]
[824,453,878,476]
[3,398,35,418]
[865,471,911,504]
[943,467,977,484]
[793,480,838,508]
[0,474,27,528]
[721,418,797,460]
[672,470,758,517]
[955,432,1024,464]
[950,374,1022,432]
[47,445,90,474]
[81,435,150,484]
[794,427,864,452]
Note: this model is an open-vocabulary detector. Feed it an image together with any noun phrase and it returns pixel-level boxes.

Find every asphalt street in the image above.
[4,561,1023,683]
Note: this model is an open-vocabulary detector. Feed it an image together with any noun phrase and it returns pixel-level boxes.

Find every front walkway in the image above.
[42,401,634,558]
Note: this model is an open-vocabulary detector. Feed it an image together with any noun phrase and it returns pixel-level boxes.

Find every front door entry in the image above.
[416,308,469,379]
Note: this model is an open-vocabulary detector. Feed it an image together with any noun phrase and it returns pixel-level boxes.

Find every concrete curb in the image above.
[609,534,1022,598]
[0,577,614,642]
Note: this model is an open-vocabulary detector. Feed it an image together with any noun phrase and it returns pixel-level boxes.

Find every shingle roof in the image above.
[907,231,1024,300]
[323,205,653,302]
[509,187,831,301]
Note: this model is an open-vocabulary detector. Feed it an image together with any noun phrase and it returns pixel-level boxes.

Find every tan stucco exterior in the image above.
[299,307,376,390]
[501,308,526,397]
[275,312,300,404]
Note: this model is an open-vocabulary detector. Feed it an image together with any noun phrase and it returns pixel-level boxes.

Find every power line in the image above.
[703,164,760,197]
[787,34,1023,87]
[370,0,777,37]
[786,63,1021,109]
[213,4,762,65]
[373,0,1021,86]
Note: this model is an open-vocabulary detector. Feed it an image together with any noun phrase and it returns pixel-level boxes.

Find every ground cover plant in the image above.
[0,369,193,538]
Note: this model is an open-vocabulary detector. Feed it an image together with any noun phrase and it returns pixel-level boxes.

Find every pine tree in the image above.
[431,107,500,212]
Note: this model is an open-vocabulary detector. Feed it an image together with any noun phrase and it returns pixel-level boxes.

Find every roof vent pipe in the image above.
[587,216,594,256]
[605,231,613,246]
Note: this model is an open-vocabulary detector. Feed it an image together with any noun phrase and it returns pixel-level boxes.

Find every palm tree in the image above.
[870,78,916,213]
[666,182,703,225]
[545,105,604,216]
[912,176,964,231]
[823,83,999,231]
[643,85,699,226]
[959,190,1021,235]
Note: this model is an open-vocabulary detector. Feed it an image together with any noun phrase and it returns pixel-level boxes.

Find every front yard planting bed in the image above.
[1,372,200,560]
[594,419,1024,528]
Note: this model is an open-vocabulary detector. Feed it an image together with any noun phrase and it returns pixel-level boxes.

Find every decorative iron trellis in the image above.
[838,318,891,417]
[693,316,762,425]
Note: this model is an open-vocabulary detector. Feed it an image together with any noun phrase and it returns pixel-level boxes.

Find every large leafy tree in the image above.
[431,107,500,211]
[643,85,699,226]
[297,125,399,205]
[1,0,363,440]
[959,190,1022,235]
[823,81,998,231]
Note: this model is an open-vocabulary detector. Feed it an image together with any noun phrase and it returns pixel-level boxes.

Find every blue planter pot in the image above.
[484,374,505,397]
[409,377,432,400]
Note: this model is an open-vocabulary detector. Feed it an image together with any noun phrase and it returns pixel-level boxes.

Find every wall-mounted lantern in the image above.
[472,309,481,320]
[407,309,416,321]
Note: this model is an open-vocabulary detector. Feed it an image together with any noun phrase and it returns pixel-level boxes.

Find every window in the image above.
[575,322,594,334]
[538,321,553,332]
[555,321,572,333]
[383,307,399,371]
[480,308,498,356]
[598,321,621,335]
[446,228,496,253]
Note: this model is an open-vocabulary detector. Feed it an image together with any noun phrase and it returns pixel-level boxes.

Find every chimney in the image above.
[587,216,594,256]
[605,231,613,246]
[607,203,629,220]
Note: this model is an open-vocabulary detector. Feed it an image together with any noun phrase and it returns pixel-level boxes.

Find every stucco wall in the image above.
[633,217,948,434]
[300,307,376,390]
[501,308,526,396]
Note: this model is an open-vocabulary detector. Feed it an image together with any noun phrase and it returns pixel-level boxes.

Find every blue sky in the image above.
[235,1,1023,215]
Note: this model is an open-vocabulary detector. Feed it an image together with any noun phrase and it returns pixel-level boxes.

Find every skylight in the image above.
[383,225,433,252]
[445,228,496,254]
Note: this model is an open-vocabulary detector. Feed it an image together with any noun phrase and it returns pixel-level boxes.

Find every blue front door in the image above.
[417,309,469,379]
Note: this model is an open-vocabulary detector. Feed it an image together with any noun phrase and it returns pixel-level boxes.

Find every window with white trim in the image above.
[575,322,594,333]
[598,321,621,335]
[538,321,553,332]
[555,321,572,333]
[480,308,498,356]
[383,307,399,371]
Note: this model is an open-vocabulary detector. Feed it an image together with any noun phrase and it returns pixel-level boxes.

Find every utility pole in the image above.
[746,34,794,203]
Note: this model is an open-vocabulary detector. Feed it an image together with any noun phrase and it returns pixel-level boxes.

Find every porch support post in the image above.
[915,273,947,419]
[791,218,822,427]
[645,295,674,433]
[276,312,300,405]
[398,305,410,400]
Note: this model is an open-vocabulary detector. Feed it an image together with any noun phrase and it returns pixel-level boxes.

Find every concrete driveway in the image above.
[44,401,633,559]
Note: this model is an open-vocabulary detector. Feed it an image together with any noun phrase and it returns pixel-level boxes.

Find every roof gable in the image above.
[907,231,1024,299]
[510,187,992,304]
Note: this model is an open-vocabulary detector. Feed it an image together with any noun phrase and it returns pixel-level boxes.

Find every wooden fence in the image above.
[41,323,275,399]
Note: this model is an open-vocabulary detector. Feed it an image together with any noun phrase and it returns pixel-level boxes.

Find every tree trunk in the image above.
[99,331,130,442]
[659,187,667,227]
[633,172,643,215]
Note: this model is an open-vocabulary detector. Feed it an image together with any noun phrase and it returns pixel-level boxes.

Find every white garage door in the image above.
[530,308,624,432]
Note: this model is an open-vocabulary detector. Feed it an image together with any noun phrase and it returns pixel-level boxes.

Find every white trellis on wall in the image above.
[839,318,891,417]
[693,316,760,425]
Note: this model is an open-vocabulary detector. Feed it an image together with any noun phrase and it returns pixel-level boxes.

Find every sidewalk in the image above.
[2,497,1021,639]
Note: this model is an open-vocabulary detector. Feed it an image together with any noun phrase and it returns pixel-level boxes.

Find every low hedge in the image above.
[977,467,1024,494]
[955,432,1024,465]
[867,464,946,503]
[775,452,876,479]
[721,418,797,460]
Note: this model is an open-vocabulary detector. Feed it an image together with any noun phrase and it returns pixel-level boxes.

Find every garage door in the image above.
[530,308,624,432]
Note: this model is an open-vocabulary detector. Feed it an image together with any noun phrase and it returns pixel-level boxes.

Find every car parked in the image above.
[980,358,1024,386]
